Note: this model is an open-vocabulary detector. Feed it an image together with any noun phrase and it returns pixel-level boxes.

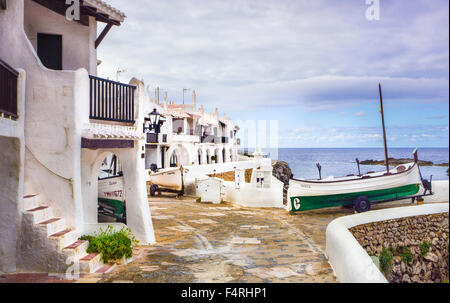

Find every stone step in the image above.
[80,253,103,273]
[63,240,89,258]
[49,229,79,250]
[38,217,66,236]
[23,194,42,211]
[95,264,116,275]
[26,206,53,224]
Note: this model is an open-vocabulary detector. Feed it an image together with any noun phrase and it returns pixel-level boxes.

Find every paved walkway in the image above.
[1,197,414,283]
[83,196,365,283]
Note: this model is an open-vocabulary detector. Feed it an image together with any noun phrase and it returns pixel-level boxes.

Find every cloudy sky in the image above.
[98,0,449,148]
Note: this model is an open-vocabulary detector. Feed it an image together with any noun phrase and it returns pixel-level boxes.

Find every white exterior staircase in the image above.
[22,194,115,275]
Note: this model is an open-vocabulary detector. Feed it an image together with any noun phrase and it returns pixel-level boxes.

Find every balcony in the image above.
[172,133,200,143]
[89,75,136,123]
[0,58,18,119]
[201,135,220,144]
[146,133,168,144]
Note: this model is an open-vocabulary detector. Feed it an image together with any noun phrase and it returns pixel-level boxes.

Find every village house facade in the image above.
[0,0,244,275]
[0,0,155,273]
[143,92,241,171]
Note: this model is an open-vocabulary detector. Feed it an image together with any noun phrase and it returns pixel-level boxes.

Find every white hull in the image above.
[288,163,422,198]
[148,167,183,191]
[98,176,125,202]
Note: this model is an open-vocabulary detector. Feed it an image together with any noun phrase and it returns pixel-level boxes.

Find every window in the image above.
[37,33,62,70]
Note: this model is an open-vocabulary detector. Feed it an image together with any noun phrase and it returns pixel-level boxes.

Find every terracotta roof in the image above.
[83,123,144,140]
[166,108,190,119]
[83,0,126,22]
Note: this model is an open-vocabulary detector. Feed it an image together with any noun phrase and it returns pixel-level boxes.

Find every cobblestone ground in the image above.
[76,197,414,283]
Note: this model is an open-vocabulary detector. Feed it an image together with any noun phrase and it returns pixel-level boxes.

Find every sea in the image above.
[242,148,449,181]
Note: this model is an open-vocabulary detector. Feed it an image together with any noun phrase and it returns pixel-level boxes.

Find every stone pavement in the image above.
[1,197,413,283]
[79,196,413,283]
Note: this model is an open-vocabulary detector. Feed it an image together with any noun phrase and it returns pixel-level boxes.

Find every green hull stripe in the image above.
[98,198,125,216]
[290,184,420,212]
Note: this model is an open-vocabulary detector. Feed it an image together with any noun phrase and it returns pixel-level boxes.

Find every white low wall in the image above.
[424,180,449,203]
[222,178,284,208]
[183,160,256,196]
[326,203,449,283]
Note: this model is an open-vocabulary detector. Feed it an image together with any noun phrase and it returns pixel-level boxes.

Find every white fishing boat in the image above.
[288,158,426,212]
[148,167,184,196]
[288,85,433,213]
[98,155,126,222]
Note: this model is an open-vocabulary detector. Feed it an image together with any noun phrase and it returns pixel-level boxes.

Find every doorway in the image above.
[37,33,62,70]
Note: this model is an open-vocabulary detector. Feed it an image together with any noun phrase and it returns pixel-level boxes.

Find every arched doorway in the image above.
[198,149,202,165]
[97,153,126,224]
[170,151,179,167]
[222,148,226,163]
[206,149,211,164]
[229,148,233,162]
[214,149,219,163]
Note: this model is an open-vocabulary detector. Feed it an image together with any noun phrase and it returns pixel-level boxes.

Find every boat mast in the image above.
[378,83,390,174]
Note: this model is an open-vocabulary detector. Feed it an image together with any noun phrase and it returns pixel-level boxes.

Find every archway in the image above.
[214,149,220,163]
[198,148,202,165]
[167,144,191,167]
[97,153,126,224]
[206,149,211,164]
[229,148,233,162]
[222,148,226,163]
[170,151,179,167]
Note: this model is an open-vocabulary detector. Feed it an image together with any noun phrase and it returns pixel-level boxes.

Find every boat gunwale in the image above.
[290,162,417,184]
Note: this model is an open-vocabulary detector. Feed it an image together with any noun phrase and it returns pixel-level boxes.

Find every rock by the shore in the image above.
[272,161,293,205]
[360,158,448,167]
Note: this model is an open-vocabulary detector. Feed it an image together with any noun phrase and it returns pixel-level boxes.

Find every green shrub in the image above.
[79,226,139,263]
[419,241,431,258]
[379,247,394,276]
[397,246,414,265]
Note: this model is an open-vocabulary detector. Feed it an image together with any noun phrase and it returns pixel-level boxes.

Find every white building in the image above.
[0,0,154,273]
[143,92,241,171]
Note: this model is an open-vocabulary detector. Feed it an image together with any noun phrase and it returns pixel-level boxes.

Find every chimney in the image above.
[192,90,196,106]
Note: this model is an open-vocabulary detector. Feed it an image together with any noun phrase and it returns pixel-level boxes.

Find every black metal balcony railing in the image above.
[0,58,19,119]
[221,137,229,144]
[89,75,136,123]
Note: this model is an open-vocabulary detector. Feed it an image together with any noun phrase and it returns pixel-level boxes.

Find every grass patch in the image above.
[419,240,431,258]
[379,247,394,276]
[397,246,414,265]
[79,226,139,263]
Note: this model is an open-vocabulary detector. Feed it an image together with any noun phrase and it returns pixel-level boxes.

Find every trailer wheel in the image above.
[150,184,158,197]
[354,196,371,213]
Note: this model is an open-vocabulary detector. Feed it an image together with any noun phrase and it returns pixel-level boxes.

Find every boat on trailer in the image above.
[288,151,432,213]
[148,166,184,197]
[288,84,433,213]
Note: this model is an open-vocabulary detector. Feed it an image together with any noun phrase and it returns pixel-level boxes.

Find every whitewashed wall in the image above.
[0,69,26,273]
[326,203,449,283]
[23,0,97,74]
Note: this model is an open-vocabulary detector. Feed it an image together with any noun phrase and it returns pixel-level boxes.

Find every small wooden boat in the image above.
[288,159,424,212]
[148,167,184,196]
[288,84,433,213]
[98,155,126,223]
